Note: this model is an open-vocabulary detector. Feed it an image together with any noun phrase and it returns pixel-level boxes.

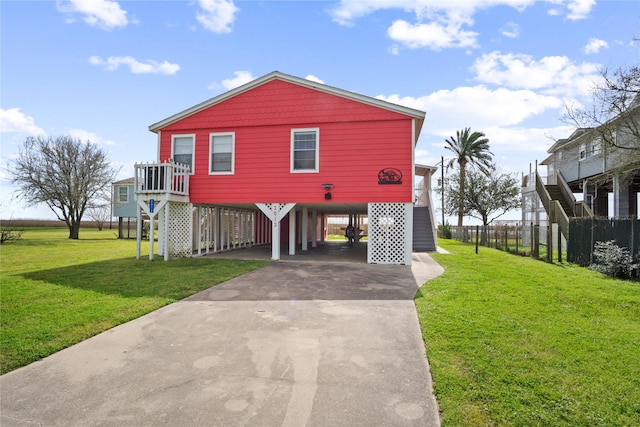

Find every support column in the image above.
[149,214,154,261]
[164,203,170,261]
[197,207,202,256]
[255,203,296,261]
[302,207,308,251]
[289,208,296,255]
[136,206,142,260]
[311,210,318,248]
[320,213,325,243]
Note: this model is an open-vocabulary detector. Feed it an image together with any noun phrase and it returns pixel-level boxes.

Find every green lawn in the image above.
[416,239,640,426]
[0,227,269,374]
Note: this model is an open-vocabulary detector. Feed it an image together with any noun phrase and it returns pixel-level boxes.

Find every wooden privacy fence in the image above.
[568,218,640,266]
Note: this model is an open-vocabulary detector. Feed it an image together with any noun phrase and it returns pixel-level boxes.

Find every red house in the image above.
[134,71,437,264]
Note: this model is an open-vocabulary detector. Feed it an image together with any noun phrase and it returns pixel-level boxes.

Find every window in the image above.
[579,143,587,161]
[291,128,319,172]
[591,138,602,155]
[117,186,128,203]
[209,133,234,174]
[172,134,195,172]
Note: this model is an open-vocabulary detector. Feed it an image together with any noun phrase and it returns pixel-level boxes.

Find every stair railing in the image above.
[535,172,552,215]
[557,171,594,219]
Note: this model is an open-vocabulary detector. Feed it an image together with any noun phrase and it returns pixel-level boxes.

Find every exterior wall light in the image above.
[322,183,333,200]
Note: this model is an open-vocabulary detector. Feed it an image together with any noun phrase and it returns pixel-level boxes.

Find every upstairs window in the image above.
[117,186,128,203]
[579,143,587,161]
[591,138,602,155]
[172,134,195,172]
[209,133,234,174]
[291,128,319,172]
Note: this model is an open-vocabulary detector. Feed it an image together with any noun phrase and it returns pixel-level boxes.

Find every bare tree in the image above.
[563,63,640,183]
[8,135,118,239]
[86,205,111,231]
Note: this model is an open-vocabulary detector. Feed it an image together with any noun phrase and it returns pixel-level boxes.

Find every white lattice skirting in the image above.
[167,202,193,258]
[368,202,412,265]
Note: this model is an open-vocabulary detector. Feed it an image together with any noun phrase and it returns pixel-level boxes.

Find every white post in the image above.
[289,208,296,255]
[149,214,154,261]
[255,203,296,261]
[302,207,308,251]
[197,207,202,256]
[136,206,142,260]
[311,210,318,248]
[164,203,170,261]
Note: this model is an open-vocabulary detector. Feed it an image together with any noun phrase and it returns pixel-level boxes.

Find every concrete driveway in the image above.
[1,253,443,426]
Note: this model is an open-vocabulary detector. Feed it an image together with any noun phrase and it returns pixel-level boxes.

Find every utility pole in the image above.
[441,156,445,227]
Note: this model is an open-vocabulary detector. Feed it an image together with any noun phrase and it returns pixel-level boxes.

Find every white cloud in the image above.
[329,1,594,51]
[68,128,116,145]
[208,71,255,91]
[500,22,519,38]
[0,108,45,136]
[583,37,608,54]
[379,85,563,131]
[56,0,130,30]
[471,51,601,96]
[305,75,325,84]
[196,0,239,33]
[387,19,478,50]
[566,0,596,20]
[89,56,180,75]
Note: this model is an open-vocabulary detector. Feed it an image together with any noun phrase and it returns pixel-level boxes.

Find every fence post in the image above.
[547,225,552,263]
[515,223,519,254]
[557,223,562,263]
[475,225,479,254]
[533,224,539,258]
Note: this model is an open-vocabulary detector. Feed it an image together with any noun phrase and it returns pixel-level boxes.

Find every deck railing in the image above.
[134,161,190,196]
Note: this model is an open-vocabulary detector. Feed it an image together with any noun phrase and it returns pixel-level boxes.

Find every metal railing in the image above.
[134,161,190,196]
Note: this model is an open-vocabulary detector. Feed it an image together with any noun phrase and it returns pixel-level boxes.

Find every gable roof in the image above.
[149,71,426,136]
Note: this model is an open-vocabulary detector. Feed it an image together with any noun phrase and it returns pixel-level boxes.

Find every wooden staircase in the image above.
[413,206,436,252]
[545,185,574,217]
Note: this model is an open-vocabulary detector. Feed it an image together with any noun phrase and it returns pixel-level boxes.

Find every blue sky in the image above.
[1,0,639,222]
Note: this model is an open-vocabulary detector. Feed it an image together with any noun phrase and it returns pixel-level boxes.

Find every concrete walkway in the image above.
[1,253,444,427]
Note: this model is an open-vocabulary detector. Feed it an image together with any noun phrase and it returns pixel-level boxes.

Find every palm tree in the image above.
[444,128,493,226]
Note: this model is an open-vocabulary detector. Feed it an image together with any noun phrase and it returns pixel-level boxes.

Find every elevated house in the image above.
[133,71,438,264]
[522,99,640,243]
[112,177,138,238]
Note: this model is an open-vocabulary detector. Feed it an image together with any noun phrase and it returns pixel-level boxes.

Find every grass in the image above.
[415,239,640,426]
[0,227,270,374]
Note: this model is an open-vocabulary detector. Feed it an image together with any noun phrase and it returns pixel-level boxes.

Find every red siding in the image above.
[158,79,414,204]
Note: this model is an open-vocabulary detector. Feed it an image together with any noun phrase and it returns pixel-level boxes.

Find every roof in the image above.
[113,177,135,185]
[415,164,438,176]
[149,71,426,135]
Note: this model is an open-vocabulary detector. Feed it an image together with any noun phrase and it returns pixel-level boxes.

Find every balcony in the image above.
[134,161,190,203]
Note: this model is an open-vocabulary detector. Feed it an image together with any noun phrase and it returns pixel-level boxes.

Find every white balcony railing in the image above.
[134,161,190,197]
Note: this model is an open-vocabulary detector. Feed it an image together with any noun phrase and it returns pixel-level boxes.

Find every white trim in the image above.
[290,128,319,173]
[157,130,161,162]
[208,132,235,175]
[149,71,425,133]
[171,133,195,173]
[115,185,129,203]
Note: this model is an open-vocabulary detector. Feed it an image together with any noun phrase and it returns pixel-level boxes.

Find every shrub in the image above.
[589,240,639,280]
[0,227,25,244]
[439,222,452,239]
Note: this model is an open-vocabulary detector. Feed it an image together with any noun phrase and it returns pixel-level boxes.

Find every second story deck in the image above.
[134,161,190,203]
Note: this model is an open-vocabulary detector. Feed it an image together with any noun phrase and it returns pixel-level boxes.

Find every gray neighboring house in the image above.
[112,177,138,238]
[522,100,639,243]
